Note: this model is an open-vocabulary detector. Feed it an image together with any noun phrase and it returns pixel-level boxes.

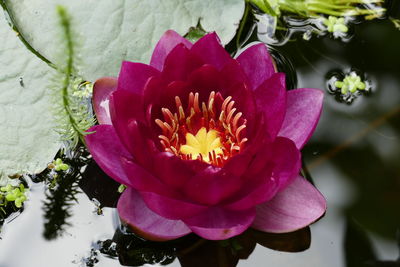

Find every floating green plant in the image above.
[335,73,367,95]
[327,71,370,103]
[323,16,348,34]
[248,0,385,19]
[49,158,70,172]
[50,6,95,149]
[0,182,28,214]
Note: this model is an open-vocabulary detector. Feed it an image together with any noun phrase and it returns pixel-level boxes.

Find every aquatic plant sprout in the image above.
[50,6,95,149]
[335,73,367,95]
[85,30,326,241]
[327,71,371,103]
[0,184,28,209]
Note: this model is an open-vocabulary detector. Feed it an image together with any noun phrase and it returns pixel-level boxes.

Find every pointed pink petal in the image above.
[219,59,249,91]
[236,43,276,90]
[183,207,256,240]
[120,157,173,197]
[161,44,204,83]
[270,137,301,191]
[109,92,155,168]
[153,152,194,190]
[187,64,222,99]
[278,88,324,149]
[109,89,144,128]
[224,175,278,211]
[223,142,276,211]
[252,175,326,233]
[223,152,253,178]
[183,166,242,206]
[118,61,159,94]
[118,188,191,241]
[150,30,193,71]
[84,125,132,187]
[140,191,208,220]
[92,77,117,125]
[254,73,287,140]
[190,33,231,70]
[223,137,300,211]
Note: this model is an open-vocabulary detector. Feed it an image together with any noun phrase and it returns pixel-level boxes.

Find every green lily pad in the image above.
[5,0,245,81]
[0,11,60,178]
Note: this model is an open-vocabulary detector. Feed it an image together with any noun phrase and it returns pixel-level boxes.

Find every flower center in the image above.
[155,91,248,166]
[180,127,223,163]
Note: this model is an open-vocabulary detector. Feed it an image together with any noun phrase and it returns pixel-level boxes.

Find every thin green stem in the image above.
[0,0,55,68]
[236,2,251,49]
[57,6,86,146]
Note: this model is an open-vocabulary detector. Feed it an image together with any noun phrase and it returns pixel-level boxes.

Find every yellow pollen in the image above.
[179,127,223,162]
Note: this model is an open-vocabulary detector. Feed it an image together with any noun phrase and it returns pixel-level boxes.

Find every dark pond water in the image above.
[1,3,400,267]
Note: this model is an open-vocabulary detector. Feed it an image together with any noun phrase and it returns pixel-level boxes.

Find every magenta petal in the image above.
[271,137,301,191]
[254,73,287,141]
[140,191,208,220]
[190,33,231,70]
[118,188,191,241]
[109,92,154,167]
[252,175,326,233]
[183,207,256,240]
[154,152,193,189]
[161,44,204,83]
[150,30,193,71]
[120,157,171,196]
[84,125,132,187]
[92,77,117,125]
[187,64,222,99]
[224,147,278,211]
[183,166,242,206]
[118,61,160,94]
[237,43,276,90]
[224,176,278,211]
[278,88,324,149]
[109,89,144,127]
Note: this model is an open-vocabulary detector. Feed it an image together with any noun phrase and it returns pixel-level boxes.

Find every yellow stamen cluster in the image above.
[155,91,247,166]
[180,127,223,162]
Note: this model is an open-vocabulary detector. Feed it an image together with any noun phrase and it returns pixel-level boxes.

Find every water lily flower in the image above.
[85,30,326,241]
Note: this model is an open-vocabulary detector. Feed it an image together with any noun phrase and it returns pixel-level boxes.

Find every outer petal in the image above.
[190,33,231,70]
[140,191,208,220]
[183,207,256,240]
[236,43,276,90]
[254,73,287,141]
[183,166,242,206]
[118,188,191,241]
[84,125,132,187]
[118,61,159,94]
[161,44,204,83]
[109,93,155,167]
[278,88,324,149]
[150,30,193,71]
[153,152,194,189]
[92,77,117,125]
[252,175,326,233]
[270,137,301,191]
[121,157,171,196]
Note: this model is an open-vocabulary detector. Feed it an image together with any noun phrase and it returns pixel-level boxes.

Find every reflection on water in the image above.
[1,7,400,267]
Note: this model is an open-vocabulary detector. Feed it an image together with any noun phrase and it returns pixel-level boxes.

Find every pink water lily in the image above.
[85,30,326,241]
